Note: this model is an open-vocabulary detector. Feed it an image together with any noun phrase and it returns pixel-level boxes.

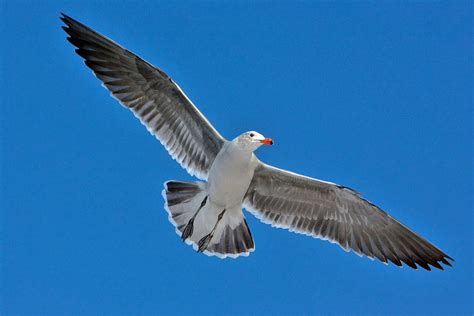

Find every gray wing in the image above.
[244,162,452,270]
[61,14,226,180]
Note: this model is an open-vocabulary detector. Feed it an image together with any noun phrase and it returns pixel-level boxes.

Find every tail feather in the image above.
[163,180,255,258]
[207,219,254,256]
[163,180,206,233]
[165,181,204,207]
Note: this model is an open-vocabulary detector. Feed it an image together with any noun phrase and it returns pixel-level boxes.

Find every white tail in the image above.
[162,180,255,258]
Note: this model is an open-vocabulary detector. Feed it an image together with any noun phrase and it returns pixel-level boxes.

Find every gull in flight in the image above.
[61,14,452,270]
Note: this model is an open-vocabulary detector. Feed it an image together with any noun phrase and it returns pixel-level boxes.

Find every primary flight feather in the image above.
[61,13,452,270]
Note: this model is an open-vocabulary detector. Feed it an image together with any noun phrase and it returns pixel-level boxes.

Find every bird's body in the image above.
[163,133,268,256]
[61,13,453,270]
[208,139,257,207]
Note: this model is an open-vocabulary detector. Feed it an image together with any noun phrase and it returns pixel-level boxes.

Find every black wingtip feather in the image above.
[60,14,72,26]
[65,36,76,47]
[61,27,74,39]
[402,259,418,269]
[441,257,452,266]
[60,12,75,23]
[430,261,444,270]
[417,261,431,271]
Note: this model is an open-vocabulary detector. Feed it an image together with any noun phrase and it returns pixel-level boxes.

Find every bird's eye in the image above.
[249,133,255,137]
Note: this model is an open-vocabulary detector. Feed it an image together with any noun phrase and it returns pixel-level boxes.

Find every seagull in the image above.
[61,13,452,270]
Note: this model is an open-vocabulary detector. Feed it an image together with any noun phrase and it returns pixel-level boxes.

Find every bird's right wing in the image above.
[61,14,226,180]
[244,162,452,270]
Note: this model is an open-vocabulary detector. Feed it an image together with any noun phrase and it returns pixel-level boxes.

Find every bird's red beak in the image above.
[260,138,273,145]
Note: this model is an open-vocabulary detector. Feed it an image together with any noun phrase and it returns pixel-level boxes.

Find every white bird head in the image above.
[235,131,273,151]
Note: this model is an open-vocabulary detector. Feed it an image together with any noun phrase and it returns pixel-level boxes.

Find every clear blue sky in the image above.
[1,1,472,315]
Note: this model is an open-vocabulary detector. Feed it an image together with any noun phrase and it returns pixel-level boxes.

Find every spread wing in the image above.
[61,14,226,180]
[244,162,452,270]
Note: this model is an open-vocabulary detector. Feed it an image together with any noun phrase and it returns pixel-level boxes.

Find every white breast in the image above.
[207,141,257,207]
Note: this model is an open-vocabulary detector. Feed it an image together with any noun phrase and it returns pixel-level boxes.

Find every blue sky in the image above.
[1,1,472,315]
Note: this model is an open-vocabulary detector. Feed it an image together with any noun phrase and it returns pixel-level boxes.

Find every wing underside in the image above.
[61,13,226,179]
[245,162,453,270]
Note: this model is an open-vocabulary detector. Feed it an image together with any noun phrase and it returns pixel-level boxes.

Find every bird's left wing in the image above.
[61,14,226,180]
[244,161,452,270]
